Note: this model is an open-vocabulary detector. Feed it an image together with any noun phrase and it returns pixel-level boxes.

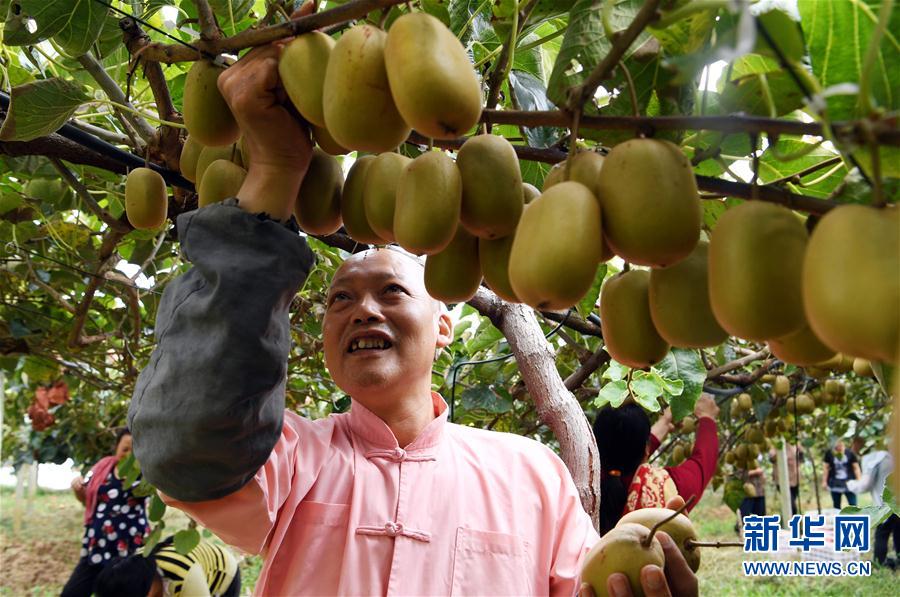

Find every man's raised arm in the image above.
[128,43,315,502]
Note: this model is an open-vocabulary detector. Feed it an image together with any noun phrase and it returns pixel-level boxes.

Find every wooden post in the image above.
[776,444,792,527]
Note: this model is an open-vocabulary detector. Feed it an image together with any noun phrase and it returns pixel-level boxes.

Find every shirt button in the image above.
[393,447,406,461]
[385,522,402,536]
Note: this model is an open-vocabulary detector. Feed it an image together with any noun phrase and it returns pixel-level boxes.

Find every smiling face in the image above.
[323,249,453,404]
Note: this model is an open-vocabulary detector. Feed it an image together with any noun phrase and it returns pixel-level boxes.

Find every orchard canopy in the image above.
[0,0,898,526]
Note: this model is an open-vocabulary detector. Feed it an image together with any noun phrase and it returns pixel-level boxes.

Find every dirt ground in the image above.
[0,488,84,596]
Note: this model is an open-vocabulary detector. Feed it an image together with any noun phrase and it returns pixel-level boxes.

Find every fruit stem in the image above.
[685,540,743,549]
[858,0,894,116]
[641,496,695,549]
[564,107,582,181]
[618,62,640,119]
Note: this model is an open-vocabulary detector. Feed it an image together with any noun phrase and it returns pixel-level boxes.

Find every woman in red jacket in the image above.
[593,394,720,534]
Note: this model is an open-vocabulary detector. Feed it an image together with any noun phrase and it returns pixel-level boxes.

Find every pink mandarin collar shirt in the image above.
[165,392,599,596]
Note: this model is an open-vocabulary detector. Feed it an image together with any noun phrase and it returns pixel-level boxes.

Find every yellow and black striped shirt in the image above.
[154,540,237,597]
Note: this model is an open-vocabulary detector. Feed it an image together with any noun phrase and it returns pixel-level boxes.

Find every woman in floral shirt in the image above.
[62,428,149,597]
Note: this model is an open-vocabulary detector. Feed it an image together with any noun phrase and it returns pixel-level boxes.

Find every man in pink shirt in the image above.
[129,29,698,597]
[127,41,603,594]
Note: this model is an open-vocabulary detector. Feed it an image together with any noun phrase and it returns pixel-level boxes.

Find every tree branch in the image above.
[67,120,132,145]
[22,255,76,314]
[76,53,157,143]
[717,359,777,385]
[139,0,409,63]
[0,135,129,174]
[468,286,602,527]
[565,347,611,392]
[120,18,183,172]
[49,158,132,233]
[479,110,900,147]
[193,0,221,41]
[540,310,603,337]
[67,228,128,349]
[706,349,770,379]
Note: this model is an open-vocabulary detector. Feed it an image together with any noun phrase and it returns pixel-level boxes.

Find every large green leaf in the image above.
[799,0,899,119]
[576,263,606,319]
[759,139,848,199]
[173,528,201,555]
[718,54,809,117]
[0,78,89,142]
[50,0,108,56]
[460,385,512,415]
[3,0,71,45]
[653,348,706,421]
[547,0,649,109]
[508,70,563,148]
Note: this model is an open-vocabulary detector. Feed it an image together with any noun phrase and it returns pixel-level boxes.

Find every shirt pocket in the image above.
[450,528,535,596]
[281,501,349,592]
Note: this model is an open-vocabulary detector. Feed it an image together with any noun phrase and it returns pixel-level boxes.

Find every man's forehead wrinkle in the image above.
[329,249,424,291]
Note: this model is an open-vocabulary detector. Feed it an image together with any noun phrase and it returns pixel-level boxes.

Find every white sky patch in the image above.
[160,5,179,30]
[114,260,154,290]
[700,61,728,92]
[0,460,80,490]
[750,0,800,21]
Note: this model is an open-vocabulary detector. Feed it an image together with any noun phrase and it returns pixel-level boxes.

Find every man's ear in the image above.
[435,310,453,349]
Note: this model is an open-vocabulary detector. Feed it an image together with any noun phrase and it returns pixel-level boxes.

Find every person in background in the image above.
[738,459,767,526]
[592,394,720,535]
[823,439,861,508]
[769,444,803,515]
[94,536,241,597]
[62,428,149,597]
[847,439,898,568]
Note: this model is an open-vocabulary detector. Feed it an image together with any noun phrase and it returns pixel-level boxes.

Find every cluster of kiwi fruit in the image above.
[581,506,703,596]
[599,183,898,373]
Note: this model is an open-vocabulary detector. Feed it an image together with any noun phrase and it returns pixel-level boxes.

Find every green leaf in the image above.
[759,139,848,198]
[650,4,717,56]
[547,0,648,109]
[576,264,606,319]
[460,385,512,414]
[116,452,135,479]
[51,0,109,56]
[799,0,900,119]
[629,370,663,412]
[603,359,629,382]
[840,503,893,526]
[594,379,628,408]
[507,70,563,148]
[520,159,552,187]
[0,78,89,142]
[724,479,746,511]
[450,0,487,42]
[143,524,164,554]
[148,493,167,522]
[173,528,201,555]
[3,0,71,46]
[718,55,809,117]
[131,480,156,498]
[421,0,451,26]
[654,349,706,421]
[466,322,504,354]
[754,7,805,63]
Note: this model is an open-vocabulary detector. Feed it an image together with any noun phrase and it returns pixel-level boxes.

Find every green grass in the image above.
[691,485,898,596]
[2,483,897,595]
[0,486,262,596]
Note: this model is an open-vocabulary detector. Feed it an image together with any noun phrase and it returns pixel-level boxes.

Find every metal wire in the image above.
[448,309,573,422]
[89,0,217,60]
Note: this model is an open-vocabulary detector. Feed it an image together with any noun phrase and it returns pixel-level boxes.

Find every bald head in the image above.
[332,248,444,313]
